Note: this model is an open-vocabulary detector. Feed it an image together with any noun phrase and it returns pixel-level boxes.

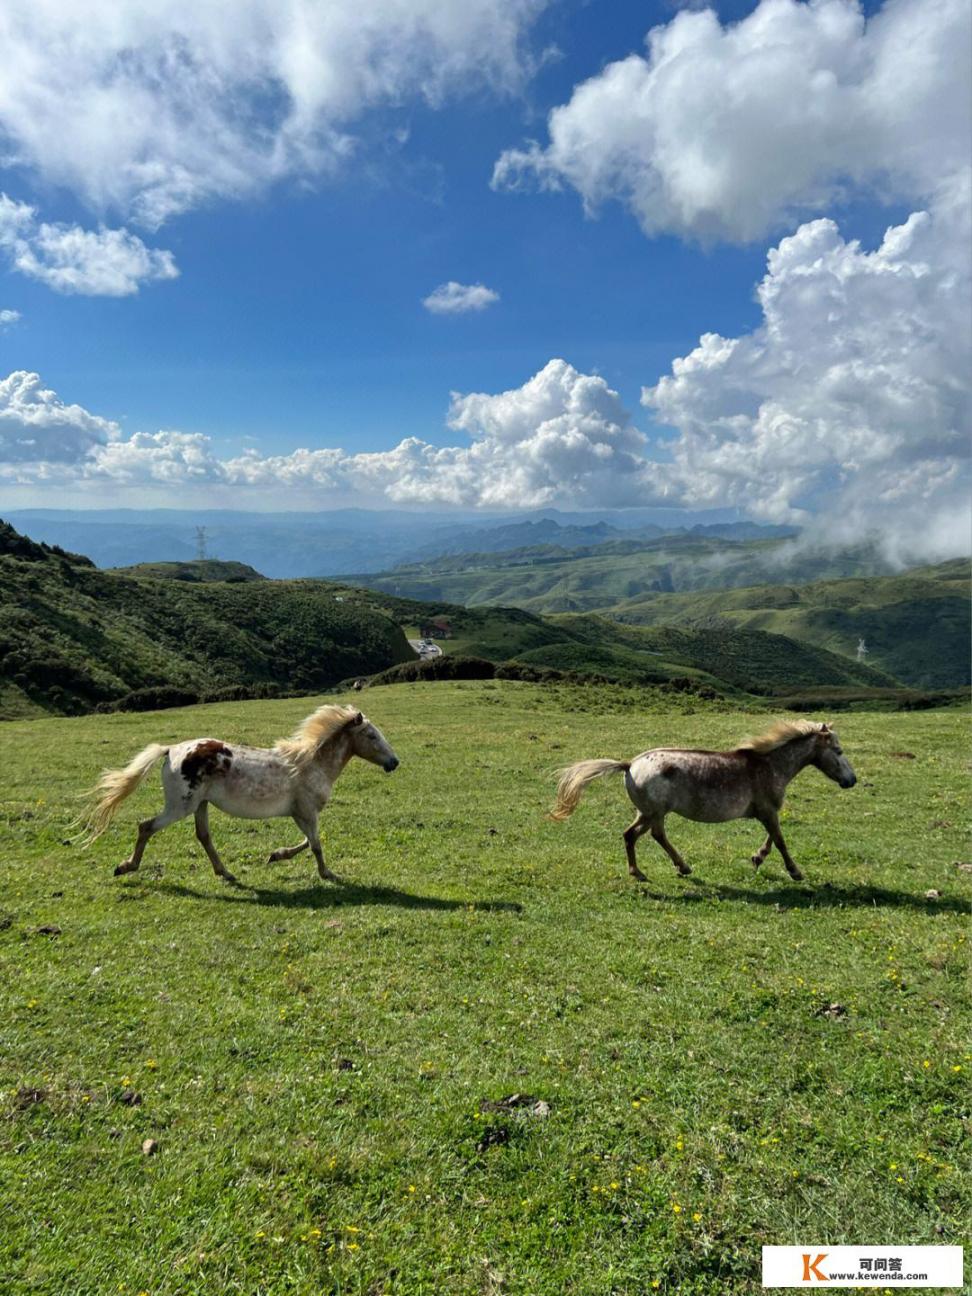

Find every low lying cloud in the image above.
[493,0,970,243]
[0,309,19,328]
[422,281,500,315]
[0,360,666,510]
[0,196,178,296]
[0,320,967,559]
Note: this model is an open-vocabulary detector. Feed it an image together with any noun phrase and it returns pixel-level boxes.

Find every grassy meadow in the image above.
[1,682,969,1295]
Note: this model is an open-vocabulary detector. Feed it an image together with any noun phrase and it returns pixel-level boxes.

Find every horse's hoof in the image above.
[318,870,340,884]
[219,872,238,884]
[789,870,805,882]
[678,865,692,877]
[751,855,762,868]
[114,862,134,876]
[629,869,647,882]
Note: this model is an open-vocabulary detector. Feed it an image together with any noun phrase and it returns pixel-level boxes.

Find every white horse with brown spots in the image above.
[551,720,856,882]
[82,705,400,883]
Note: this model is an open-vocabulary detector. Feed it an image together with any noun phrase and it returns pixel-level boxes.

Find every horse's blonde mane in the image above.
[738,719,823,754]
[274,704,361,765]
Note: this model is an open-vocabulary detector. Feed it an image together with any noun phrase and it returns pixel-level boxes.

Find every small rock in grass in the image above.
[15,1086,47,1109]
[141,1138,158,1156]
[334,1058,354,1072]
[953,862,972,873]
[35,924,62,937]
[815,1002,847,1019]
[924,889,941,900]
[476,1125,510,1152]
[479,1094,550,1119]
[119,1090,143,1107]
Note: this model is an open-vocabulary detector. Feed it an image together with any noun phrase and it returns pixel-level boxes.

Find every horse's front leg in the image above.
[293,810,339,883]
[760,812,803,881]
[194,804,237,883]
[751,834,773,870]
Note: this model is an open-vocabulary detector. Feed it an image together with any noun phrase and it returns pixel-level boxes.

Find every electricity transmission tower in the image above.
[195,526,209,561]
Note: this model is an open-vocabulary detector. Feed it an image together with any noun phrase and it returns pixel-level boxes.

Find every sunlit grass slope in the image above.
[1,683,968,1295]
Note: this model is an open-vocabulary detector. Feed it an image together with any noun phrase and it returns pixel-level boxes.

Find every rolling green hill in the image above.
[353,541,970,690]
[0,526,414,718]
[111,559,265,583]
[0,521,956,718]
[606,560,970,690]
[352,535,904,612]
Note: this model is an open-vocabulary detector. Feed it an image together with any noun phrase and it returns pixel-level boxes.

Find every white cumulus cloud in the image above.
[0,195,178,296]
[0,370,119,465]
[422,281,500,314]
[645,179,971,556]
[0,359,669,510]
[0,309,19,328]
[493,0,970,243]
[0,0,547,229]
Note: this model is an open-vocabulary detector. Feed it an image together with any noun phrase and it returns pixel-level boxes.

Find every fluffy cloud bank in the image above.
[0,196,178,295]
[0,0,546,230]
[647,180,971,552]
[422,282,500,315]
[494,0,969,242]
[0,360,665,510]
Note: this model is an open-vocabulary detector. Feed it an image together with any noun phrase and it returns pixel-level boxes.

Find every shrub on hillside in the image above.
[111,686,201,712]
[370,655,497,685]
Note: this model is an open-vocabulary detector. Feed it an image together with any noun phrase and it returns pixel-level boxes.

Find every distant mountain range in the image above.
[6,506,787,578]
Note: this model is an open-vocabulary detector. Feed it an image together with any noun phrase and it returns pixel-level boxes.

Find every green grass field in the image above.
[1,683,969,1295]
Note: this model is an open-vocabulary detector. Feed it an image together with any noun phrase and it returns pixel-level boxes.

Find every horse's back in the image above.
[166,738,294,818]
[627,747,754,823]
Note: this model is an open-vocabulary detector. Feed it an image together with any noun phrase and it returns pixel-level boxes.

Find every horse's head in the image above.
[346,712,400,773]
[811,723,856,788]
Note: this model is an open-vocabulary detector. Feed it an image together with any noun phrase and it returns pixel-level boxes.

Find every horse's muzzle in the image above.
[840,774,857,788]
[384,757,400,772]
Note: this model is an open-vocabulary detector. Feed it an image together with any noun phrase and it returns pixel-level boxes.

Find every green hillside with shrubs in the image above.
[0,521,960,718]
[0,523,413,718]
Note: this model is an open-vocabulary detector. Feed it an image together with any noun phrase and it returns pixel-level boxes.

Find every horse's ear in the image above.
[349,710,364,727]
[819,722,831,733]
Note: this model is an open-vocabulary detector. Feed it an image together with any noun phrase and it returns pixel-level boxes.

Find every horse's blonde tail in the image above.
[550,758,630,821]
[80,743,169,842]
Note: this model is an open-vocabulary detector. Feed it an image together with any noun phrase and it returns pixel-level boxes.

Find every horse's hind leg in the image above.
[267,839,309,865]
[115,804,186,876]
[751,834,773,870]
[650,819,692,876]
[194,803,237,883]
[623,814,651,881]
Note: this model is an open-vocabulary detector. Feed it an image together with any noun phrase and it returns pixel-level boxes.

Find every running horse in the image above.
[550,720,856,881]
[82,705,400,883]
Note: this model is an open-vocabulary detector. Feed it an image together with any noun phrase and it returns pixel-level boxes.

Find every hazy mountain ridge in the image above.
[6,508,790,578]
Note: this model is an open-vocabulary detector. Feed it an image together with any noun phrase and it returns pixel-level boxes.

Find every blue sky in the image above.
[1,2,773,455]
[0,0,967,555]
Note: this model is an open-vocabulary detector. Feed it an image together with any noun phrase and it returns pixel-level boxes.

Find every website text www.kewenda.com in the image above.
[826,1271,928,1282]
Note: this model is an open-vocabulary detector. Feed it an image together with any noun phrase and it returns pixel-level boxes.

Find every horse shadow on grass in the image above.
[152,878,522,915]
[636,877,971,916]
